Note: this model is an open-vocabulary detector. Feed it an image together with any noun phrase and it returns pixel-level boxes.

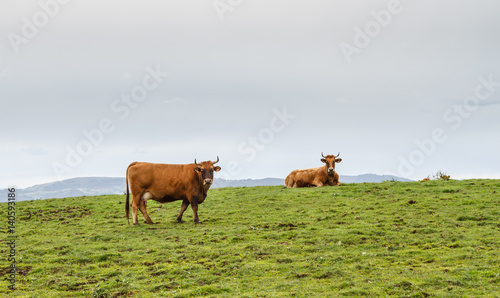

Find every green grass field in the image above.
[1,179,499,297]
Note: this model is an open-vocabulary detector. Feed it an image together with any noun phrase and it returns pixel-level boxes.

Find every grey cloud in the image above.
[1,0,500,187]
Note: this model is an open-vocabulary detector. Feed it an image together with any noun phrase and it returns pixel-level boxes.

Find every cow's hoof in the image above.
[195,221,202,224]
[133,222,139,225]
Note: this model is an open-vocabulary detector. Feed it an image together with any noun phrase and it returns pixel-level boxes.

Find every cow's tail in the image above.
[125,164,131,225]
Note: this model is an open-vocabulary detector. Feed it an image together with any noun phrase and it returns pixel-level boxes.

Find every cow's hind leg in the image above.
[138,199,153,224]
[131,204,139,225]
[176,200,190,223]
[130,190,143,225]
[138,192,154,224]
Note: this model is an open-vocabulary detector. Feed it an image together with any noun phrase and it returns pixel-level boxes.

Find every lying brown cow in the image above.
[125,157,221,225]
[285,153,342,188]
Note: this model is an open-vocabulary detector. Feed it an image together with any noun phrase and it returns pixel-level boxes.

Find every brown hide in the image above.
[125,159,220,225]
[285,153,342,188]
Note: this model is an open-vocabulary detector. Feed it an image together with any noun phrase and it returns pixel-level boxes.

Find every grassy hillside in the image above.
[1,180,499,297]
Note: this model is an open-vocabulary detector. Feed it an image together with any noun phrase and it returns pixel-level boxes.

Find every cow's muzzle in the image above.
[204,179,213,185]
[328,168,335,174]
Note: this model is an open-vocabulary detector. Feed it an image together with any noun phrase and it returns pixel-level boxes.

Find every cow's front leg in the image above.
[177,200,190,223]
[334,172,341,186]
[190,199,201,224]
[312,181,323,187]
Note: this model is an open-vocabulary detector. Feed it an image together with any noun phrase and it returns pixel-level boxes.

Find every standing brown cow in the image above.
[125,157,221,225]
[285,153,342,188]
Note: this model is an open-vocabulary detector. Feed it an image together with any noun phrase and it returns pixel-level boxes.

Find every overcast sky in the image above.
[1,0,500,188]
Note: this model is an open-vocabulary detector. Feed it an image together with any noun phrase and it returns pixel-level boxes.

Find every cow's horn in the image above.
[335,152,340,158]
[212,156,219,165]
[194,159,201,166]
[321,152,325,158]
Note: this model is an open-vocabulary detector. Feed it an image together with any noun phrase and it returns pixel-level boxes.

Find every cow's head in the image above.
[194,156,221,186]
[321,152,342,175]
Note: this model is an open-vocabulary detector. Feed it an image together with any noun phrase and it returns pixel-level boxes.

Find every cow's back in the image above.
[294,167,320,187]
[127,162,199,202]
[127,162,155,188]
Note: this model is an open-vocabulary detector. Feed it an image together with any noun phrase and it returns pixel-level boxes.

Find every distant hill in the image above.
[212,178,285,189]
[1,177,125,202]
[341,174,413,183]
[0,174,412,202]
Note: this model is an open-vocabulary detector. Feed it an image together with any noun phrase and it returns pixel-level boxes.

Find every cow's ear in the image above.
[321,158,326,163]
[336,158,342,163]
[214,166,221,172]
[194,167,202,173]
